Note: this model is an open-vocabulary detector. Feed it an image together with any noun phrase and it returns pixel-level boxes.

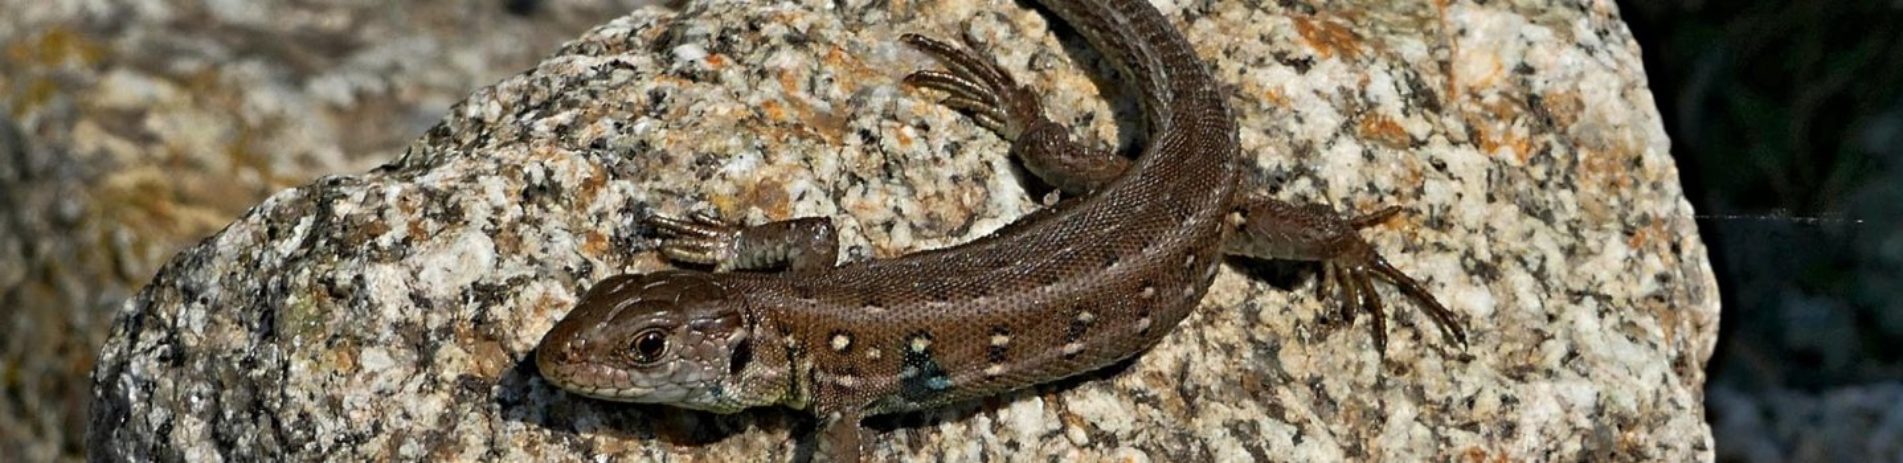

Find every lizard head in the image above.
[536,270,766,412]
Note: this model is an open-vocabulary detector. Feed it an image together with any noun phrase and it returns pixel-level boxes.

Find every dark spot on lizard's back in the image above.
[898,330,951,402]
[986,326,1011,363]
[1064,307,1094,343]
[774,321,800,353]
[1138,233,1162,254]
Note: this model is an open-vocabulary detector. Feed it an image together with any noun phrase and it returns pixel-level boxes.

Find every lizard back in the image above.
[727,0,1242,414]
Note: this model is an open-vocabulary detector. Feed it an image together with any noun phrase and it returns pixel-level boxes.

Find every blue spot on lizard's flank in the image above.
[899,330,951,402]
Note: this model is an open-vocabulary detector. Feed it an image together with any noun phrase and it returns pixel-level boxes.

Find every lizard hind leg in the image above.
[1223,196,1470,353]
[1341,206,1469,350]
[901,34,1130,196]
[646,212,840,272]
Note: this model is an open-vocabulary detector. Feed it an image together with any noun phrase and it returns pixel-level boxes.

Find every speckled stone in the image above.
[89,0,1718,461]
[0,0,643,460]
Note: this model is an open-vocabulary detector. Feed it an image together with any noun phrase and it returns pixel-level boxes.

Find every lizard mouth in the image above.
[538,352,725,405]
[540,361,671,401]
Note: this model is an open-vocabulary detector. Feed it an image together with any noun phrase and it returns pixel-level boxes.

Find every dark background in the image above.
[1619,0,1903,460]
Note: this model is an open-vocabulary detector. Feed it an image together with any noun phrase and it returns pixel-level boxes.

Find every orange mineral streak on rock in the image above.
[1293,15,1364,61]
[1356,114,1413,150]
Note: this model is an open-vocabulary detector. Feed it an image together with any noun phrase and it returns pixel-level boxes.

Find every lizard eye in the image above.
[630,329,668,365]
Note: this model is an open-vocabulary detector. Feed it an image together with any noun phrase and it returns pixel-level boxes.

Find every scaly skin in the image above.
[535,1,1468,461]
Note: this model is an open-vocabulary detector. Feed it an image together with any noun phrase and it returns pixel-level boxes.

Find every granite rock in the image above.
[90,0,1719,461]
[0,0,643,460]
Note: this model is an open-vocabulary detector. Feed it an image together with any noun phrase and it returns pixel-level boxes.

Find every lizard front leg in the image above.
[650,36,1088,273]
[812,408,866,463]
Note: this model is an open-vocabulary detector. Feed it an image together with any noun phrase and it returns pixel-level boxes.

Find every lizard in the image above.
[535,0,1469,460]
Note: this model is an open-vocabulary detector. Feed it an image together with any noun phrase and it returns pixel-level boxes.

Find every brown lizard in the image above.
[535,0,1468,460]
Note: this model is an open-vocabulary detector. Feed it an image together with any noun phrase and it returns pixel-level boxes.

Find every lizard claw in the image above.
[646,212,743,268]
[1317,208,1469,353]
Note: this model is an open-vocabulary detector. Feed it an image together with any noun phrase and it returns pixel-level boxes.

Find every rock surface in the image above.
[0,0,642,460]
[89,0,1719,461]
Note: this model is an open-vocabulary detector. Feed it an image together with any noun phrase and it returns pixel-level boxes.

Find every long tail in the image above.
[1033,0,1232,144]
